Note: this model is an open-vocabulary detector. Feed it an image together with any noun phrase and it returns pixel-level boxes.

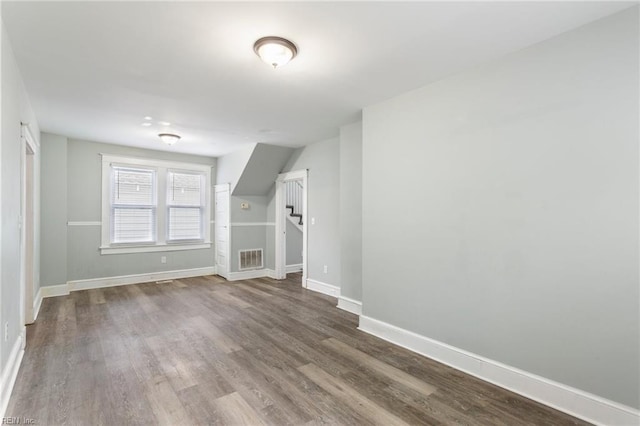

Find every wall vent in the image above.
[239,248,263,270]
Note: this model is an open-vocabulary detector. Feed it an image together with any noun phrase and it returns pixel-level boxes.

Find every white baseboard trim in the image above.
[306,279,339,298]
[358,315,639,426]
[0,328,26,419]
[68,266,217,291]
[286,263,303,273]
[33,287,43,321]
[39,267,217,297]
[227,268,277,281]
[228,269,268,281]
[337,295,362,315]
[40,283,70,298]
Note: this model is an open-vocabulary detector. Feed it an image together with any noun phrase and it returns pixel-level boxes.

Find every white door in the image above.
[214,184,230,279]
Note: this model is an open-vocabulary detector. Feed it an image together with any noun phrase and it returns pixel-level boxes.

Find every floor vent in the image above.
[239,248,263,270]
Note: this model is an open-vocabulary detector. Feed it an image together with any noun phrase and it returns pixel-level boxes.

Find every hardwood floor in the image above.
[7,273,588,425]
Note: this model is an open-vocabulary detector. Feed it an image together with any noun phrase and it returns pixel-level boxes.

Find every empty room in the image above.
[0,1,638,425]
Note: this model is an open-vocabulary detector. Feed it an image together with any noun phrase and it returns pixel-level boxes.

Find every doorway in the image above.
[275,169,308,285]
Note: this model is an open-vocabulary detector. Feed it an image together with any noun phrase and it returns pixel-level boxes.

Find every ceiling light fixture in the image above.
[158,121,171,126]
[158,133,181,146]
[253,36,298,69]
[144,116,153,121]
[141,122,152,127]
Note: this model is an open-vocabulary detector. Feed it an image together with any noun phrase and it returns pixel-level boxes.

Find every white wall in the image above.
[362,7,638,410]
[1,19,41,412]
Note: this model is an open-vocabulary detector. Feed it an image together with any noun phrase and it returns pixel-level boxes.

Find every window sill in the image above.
[100,242,211,255]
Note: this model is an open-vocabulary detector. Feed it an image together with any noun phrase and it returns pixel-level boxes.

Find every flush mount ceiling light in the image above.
[158,133,181,146]
[253,36,298,69]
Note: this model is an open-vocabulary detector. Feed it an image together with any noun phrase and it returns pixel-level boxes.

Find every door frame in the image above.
[275,169,308,284]
[20,124,38,325]
[214,183,231,279]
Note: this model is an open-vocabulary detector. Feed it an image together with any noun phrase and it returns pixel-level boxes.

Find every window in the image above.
[111,166,156,244]
[167,171,204,241]
[101,155,211,254]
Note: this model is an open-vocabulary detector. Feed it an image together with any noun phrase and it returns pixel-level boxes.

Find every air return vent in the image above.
[239,248,263,270]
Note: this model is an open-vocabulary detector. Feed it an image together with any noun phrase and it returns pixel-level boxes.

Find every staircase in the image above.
[285,180,303,230]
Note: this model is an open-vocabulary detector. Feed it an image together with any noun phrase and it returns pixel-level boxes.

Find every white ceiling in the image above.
[1,1,634,157]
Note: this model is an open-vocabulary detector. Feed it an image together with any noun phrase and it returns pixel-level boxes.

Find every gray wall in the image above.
[339,121,363,302]
[216,143,255,193]
[229,195,270,273]
[1,20,41,380]
[286,220,303,266]
[230,195,268,223]
[40,134,67,286]
[362,8,639,409]
[230,226,267,273]
[233,143,293,196]
[281,137,340,286]
[216,146,291,274]
[40,136,217,284]
[265,187,276,270]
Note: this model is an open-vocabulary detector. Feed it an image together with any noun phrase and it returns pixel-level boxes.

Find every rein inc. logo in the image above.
[2,418,36,425]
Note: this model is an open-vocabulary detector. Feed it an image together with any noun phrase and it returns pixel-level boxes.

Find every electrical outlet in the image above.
[4,322,8,342]
[323,265,328,274]
[161,256,167,264]
[311,217,316,225]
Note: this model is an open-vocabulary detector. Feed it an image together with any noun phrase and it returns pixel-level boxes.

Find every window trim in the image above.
[100,154,212,255]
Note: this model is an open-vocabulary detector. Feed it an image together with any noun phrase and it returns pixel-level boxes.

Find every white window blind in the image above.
[167,171,204,241]
[111,166,156,244]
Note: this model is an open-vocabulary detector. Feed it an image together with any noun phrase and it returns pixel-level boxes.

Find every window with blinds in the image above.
[100,154,212,255]
[167,171,204,241]
[111,167,156,244]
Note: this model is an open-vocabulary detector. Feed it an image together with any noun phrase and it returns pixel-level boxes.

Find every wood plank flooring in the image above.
[6,273,588,425]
